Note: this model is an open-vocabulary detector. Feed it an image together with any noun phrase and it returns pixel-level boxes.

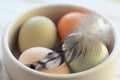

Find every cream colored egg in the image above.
[18,16,57,52]
[19,47,52,64]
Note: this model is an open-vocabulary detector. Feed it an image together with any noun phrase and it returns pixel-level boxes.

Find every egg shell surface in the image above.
[69,42,109,72]
[19,47,52,64]
[41,62,70,74]
[19,47,70,74]
[18,16,57,52]
[58,12,85,40]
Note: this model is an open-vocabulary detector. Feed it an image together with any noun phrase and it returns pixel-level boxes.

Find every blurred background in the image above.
[0,0,120,32]
[0,0,120,36]
[0,0,120,80]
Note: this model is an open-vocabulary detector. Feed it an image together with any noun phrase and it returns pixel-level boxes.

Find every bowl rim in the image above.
[2,2,120,78]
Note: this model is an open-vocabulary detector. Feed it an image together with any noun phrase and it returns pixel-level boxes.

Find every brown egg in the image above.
[57,12,85,40]
[41,62,69,74]
[19,47,70,74]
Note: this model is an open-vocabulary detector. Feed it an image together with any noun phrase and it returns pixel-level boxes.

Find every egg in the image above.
[18,16,57,52]
[61,12,111,72]
[57,12,85,40]
[41,62,69,74]
[68,41,109,72]
[19,47,70,74]
[19,47,52,64]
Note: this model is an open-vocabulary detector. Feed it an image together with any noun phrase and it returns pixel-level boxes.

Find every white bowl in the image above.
[2,2,120,80]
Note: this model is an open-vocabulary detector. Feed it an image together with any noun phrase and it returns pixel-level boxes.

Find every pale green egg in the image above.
[68,42,109,72]
[18,16,57,52]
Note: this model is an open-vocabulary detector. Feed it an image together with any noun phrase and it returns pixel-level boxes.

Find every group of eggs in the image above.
[18,12,109,74]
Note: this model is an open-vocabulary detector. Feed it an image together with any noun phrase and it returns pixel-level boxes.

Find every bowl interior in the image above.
[7,4,115,69]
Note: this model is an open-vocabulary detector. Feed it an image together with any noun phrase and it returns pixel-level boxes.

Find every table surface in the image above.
[0,0,120,80]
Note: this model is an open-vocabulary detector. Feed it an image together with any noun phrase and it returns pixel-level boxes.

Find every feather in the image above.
[62,13,111,72]
[26,52,63,70]
[76,13,114,52]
